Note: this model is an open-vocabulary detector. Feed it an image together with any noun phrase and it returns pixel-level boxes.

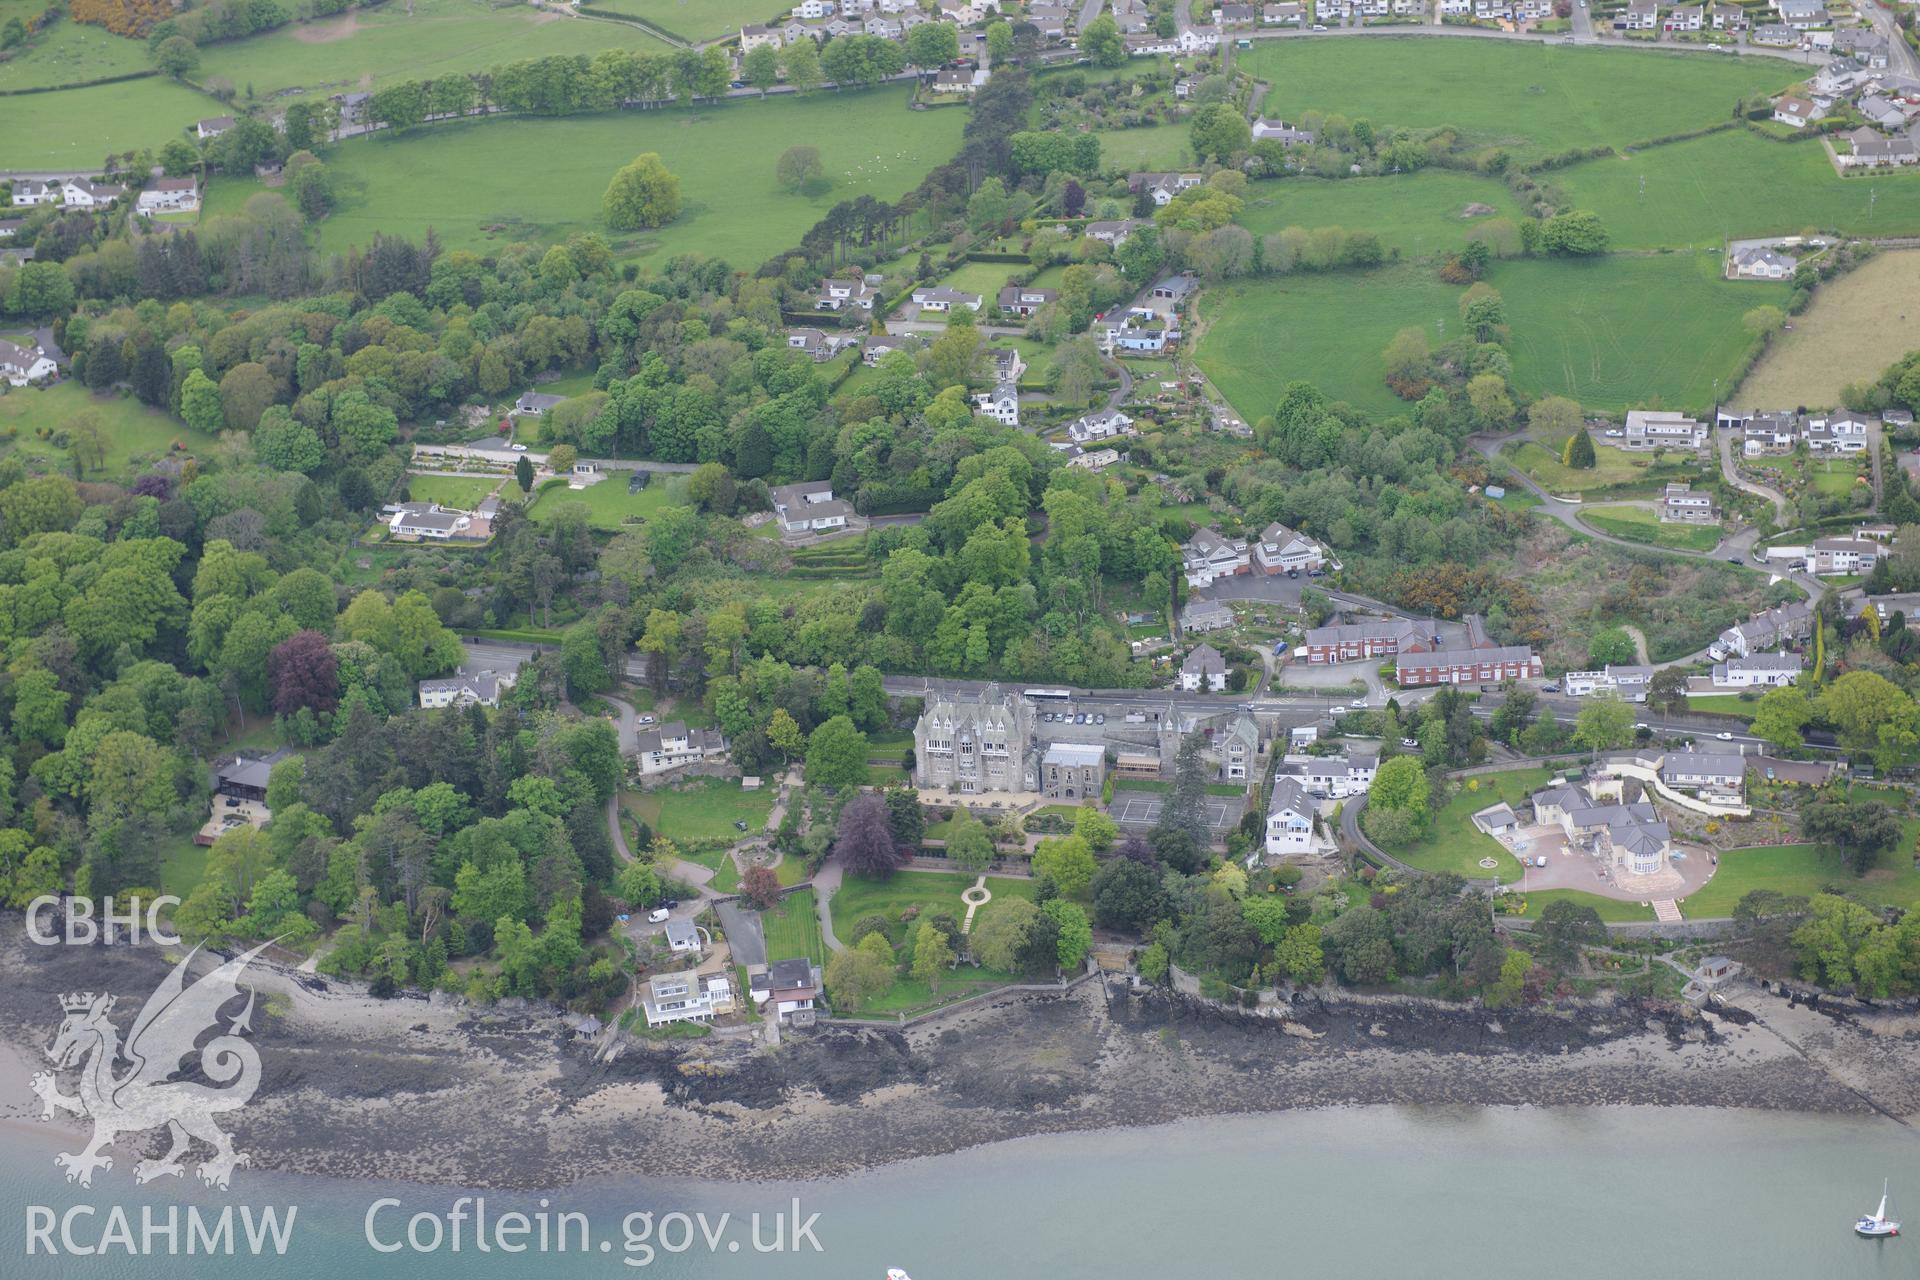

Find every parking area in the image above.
[1110,792,1239,831]
[1498,823,1717,900]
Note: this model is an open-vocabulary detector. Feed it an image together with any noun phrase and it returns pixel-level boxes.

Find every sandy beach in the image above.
[4,929,1917,1189]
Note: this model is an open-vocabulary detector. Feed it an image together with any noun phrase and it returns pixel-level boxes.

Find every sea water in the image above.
[2,1105,1914,1279]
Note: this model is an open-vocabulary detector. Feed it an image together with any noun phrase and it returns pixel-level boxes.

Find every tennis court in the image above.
[1108,793,1241,831]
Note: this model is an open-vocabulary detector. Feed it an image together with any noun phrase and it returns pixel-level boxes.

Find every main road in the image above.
[1865,0,1920,81]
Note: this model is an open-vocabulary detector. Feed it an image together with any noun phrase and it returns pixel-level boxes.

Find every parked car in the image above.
[1635,722,1650,731]
[1716,731,1735,741]
[1311,22,1328,29]
[1725,557,1742,565]
[733,820,749,832]
[1348,698,1369,710]
[638,715,655,725]
[647,907,671,923]
[1400,737,1420,748]
[1535,856,1549,868]
[510,443,528,452]
[1541,683,1560,693]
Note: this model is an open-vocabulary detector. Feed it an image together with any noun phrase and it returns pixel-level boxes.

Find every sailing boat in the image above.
[1856,1180,1901,1238]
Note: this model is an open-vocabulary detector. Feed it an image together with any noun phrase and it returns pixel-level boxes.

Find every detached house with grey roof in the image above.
[1711,653,1802,689]
[1181,526,1250,588]
[635,721,729,776]
[1179,643,1228,692]
[1264,777,1315,856]
[769,480,852,534]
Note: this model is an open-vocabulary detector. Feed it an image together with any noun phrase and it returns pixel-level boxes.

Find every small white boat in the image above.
[1856,1180,1901,1238]
[886,1271,913,1280]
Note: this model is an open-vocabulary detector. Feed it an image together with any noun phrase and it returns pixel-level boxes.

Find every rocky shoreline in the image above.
[4,935,1917,1189]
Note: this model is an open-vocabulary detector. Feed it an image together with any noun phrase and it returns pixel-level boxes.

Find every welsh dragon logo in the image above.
[31,941,273,1190]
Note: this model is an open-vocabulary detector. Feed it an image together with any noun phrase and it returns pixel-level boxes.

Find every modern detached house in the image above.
[768,480,853,534]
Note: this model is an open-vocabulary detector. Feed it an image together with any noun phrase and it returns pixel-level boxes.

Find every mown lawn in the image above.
[158,834,209,901]
[830,870,1039,950]
[195,0,672,105]
[1095,122,1193,172]
[1681,842,1920,918]
[855,962,1027,1016]
[1582,504,1723,552]
[1239,39,1796,161]
[1200,252,1772,418]
[1384,767,1550,883]
[1554,130,1920,251]
[935,259,1025,300]
[406,473,502,509]
[1239,169,1524,258]
[1744,454,1864,497]
[210,89,965,265]
[0,382,216,477]
[526,476,685,530]
[758,887,826,967]
[1684,693,1758,721]
[1505,440,1655,493]
[624,778,774,846]
[1514,888,1658,923]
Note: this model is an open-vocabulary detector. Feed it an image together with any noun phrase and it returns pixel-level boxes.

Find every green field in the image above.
[829,870,1039,950]
[1239,39,1797,160]
[0,19,151,92]
[1554,131,1920,250]
[195,0,670,106]
[1239,170,1524,257]
[527,476,685,530]
[1498,253,1784,411]
[623,778,774,846]
[594,0,784,41]
[0,75,223,168]
[207,90,963,264]
[1197,262,1457,417]
[1199,252,1775,417]
[1384,767,1550,883]
[758,887,826,968]
[406,473,502,509]
[1582,503,1723,551]
[0,382,216,475]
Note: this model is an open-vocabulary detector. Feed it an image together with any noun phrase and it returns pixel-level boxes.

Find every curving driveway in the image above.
[1717,428,1788,525]
[1472,431,1822,585]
